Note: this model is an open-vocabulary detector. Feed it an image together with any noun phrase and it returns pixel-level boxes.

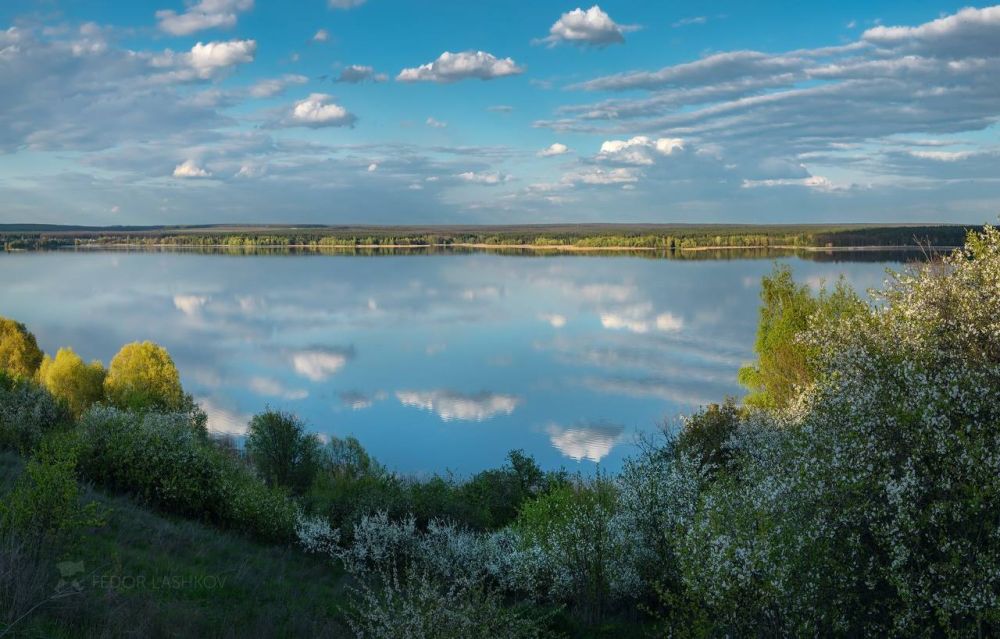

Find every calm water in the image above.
[1,249,910,475]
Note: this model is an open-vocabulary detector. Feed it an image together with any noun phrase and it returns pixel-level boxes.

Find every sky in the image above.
[0,1,998,225]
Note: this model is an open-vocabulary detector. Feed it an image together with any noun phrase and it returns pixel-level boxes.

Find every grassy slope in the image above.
[0,453,350,639]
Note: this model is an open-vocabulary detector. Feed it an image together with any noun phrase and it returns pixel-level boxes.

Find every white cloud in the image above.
[313,28,329,42]
[546,421,625,462]
[173,159,212,178]
[173,294,208,315]
[426,116,447,128]
[741,175,837,191]
[567,167,640,185]
[248,74,308,98]
[457,171,509,185]
[186,39,257,78]
[542,5,633,47]
[598,136,684,165]
[288,93,357,127]
[397,51,523,83]
[396,390,520,422]
[291,348,352,381]
[538,142,570,157]
[156,0,253,36]
[862,5,1000,58]
[672,16,707,28]
[367,162,378,172]
[908,149,975,162]
[340,391,373,410]
[328,0,366,8]
[655,312,684,332]
[540,313,567,328]
[336,64,387,83]
[248,376,308,400]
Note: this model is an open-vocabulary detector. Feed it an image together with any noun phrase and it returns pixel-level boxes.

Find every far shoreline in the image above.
[53,242,959,253]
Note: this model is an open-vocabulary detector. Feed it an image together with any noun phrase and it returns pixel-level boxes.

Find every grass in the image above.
[0,452,350,638]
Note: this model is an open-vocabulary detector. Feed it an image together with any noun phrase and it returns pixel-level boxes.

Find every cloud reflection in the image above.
[396,389,521,422]
[291,347,354,381]
[546,421,625,462]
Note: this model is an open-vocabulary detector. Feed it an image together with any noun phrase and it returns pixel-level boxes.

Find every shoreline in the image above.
[54,242,958,253]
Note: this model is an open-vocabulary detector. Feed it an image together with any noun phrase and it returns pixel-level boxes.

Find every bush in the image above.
[104,341,184,411]
[672,398,743,475]
[37,347,106,418]
[0,450,101,552]
[245,409,321,496]
[75,406,297,542]
[515,476,629,623]
[0,317,43,379]
[0,373,70,453]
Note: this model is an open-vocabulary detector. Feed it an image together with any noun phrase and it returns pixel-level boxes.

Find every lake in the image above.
[1,248,913,475]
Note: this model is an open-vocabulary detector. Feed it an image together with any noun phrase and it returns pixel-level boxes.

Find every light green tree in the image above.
[738,265,867,409]
[104,341,183,411]
[0,317,43,379]
[38,347,106,417]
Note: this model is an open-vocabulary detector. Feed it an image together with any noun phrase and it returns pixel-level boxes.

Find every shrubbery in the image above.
[75,406,297,542]
[0,372,70,453]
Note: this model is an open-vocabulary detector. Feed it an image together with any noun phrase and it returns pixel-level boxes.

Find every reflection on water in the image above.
[0,249,909,474]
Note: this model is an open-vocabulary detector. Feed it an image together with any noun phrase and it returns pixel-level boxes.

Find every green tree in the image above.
[738,265,866,409]
[0,317,43,379]
[245,410,321,496]
[104,341,184,411]
[37,347,106,417]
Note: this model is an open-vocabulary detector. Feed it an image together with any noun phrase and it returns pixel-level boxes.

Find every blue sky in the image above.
[1,1,998,224]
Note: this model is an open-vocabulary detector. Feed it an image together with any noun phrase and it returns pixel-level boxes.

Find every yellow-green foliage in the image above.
[0,317,43,379]
[38,348,106,417]
[104,341,183,411]
[738,266,866,409]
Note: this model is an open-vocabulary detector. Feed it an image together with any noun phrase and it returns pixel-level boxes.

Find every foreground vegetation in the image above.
[1,222,979,252]
[1,225,998,636]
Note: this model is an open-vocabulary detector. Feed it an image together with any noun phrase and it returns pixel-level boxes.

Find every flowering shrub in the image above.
[0,373,70,454]
[672,226,1000,635]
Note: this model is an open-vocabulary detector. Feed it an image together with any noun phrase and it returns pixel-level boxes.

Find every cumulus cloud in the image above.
[546,421,625,462]
[291,347,354,381]
[336,64,387,83]
[156,0,253,36]
[287,93,357,127]
[173,159,212,178]
[538,142,570,157]
[598,136,684,165]
[397,51,523,83]
[541,5,634,47]
[396,390,520,422]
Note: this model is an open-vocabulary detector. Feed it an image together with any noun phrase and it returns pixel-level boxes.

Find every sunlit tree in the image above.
[104,341,184,411]
[738,266,866,409]
[37,347,106,417]
[0,317,43,379]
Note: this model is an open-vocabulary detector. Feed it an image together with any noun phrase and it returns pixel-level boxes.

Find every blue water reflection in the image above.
[0,250,904,474]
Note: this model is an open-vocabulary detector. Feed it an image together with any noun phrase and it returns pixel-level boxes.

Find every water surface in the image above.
[1,249,910,474]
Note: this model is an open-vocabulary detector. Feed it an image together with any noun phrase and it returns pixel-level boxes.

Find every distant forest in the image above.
[0,222,981,251]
